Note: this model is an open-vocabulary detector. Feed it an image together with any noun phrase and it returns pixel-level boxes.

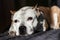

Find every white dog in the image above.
[8,6,38,37]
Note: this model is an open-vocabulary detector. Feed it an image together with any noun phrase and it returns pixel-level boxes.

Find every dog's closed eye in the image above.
[27,17,33,21]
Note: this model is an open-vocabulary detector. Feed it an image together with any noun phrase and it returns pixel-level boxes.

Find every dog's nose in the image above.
[19,26,26,35]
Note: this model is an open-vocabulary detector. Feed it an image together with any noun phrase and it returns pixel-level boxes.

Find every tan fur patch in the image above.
[51,6,60,29]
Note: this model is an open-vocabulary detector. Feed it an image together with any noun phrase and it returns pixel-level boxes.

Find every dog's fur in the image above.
[9,6,38,37]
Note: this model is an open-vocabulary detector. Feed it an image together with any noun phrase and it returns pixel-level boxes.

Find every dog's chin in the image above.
[16,32,33,37]
[20,31,34,36]
[19,34,32,36]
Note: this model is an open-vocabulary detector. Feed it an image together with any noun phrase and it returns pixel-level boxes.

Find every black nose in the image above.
[19,26,26,35]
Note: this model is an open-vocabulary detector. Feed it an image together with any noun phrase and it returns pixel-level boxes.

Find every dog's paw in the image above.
[8,31,16,37]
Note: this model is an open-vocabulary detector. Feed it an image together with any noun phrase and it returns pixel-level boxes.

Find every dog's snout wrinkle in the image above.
[19,26,26,35]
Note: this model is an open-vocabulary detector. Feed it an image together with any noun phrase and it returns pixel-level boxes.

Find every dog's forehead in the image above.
[12,6,36,20]
[25,9,36,18]
[12,10,22,20]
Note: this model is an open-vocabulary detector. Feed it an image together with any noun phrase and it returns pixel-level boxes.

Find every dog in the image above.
[35,6,50,31]
[8,6,38,37]
[35,11,49,32]
[8,5,60,37]
[37,6,60,30]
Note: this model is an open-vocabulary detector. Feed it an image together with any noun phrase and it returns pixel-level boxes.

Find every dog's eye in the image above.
[27,17,33,20]
[14,20,18,23]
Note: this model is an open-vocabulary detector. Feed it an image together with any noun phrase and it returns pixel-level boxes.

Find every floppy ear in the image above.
[10,10,16,15]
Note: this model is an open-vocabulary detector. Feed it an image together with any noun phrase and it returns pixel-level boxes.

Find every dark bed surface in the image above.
[0,29,60,40]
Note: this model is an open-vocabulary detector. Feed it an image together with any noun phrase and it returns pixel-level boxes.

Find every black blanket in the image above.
[0,29,60,40]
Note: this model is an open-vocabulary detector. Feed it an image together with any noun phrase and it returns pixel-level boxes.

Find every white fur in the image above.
[53,13,58,26]
[51,13,58,29]
[9,6,38,36]
[43,20,46,31]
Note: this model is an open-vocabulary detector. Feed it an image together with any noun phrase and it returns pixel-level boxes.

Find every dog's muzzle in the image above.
[19,26,26,35]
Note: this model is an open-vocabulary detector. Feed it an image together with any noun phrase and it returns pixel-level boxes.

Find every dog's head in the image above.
[9,6,38,36]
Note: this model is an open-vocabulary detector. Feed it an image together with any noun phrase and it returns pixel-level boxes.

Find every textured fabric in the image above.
[0,29,60,40]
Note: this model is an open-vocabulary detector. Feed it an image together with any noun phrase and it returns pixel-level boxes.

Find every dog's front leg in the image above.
[8,26,16,37]
[51,6,60,29]
[51,13,59,29]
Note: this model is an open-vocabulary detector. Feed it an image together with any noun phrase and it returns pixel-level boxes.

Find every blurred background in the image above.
[0,0,60,33]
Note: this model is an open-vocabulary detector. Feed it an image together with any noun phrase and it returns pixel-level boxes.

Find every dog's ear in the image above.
[10,10,16,15]
[35,8,41,17]
[32,4,38,10]
[32,4,41,17]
